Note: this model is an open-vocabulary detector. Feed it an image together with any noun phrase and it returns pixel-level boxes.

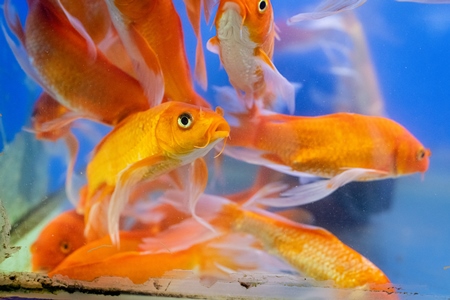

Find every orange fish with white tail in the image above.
[207,0,296,113]
[221,104,430,206]
[82,102,230,243]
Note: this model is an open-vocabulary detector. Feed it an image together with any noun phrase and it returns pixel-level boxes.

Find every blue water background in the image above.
[1,0,450,297]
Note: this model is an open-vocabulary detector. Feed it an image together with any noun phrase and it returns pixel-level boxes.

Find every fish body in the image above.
[215,202,391,290]
[223,109,430,205]
[9,0,150,125]
[227,111,430,179]
[106,0,210,107]
[30,210,86,273]
[207,0,295,112]
[83,101,230,242]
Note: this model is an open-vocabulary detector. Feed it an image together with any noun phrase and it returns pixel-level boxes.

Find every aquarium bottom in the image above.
[0,271,440,300]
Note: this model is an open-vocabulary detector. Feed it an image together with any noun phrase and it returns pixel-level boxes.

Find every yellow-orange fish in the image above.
[30,210,86,273]
[214,201,392,291]
[82,102,229,243]
[223,107,430,205]
[207,0,295,112]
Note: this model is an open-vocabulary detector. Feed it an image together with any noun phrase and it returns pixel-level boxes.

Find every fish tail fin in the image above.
[183,0,208,90]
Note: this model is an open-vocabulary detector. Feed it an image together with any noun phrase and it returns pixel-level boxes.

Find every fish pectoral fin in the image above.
[206,36,220,55]
[274,168,384,207]
[256,50,296,114]
[108,155,173,246]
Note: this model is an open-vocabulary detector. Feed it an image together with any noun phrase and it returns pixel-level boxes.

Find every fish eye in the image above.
[177,113,193,129]
[417,148,426,161]
[59,241,71,254]
[258,0,267,13]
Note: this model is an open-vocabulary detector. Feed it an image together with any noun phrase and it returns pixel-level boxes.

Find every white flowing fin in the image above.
[187,158,215,232]
[258,168,389,207]
[139,217,220,254]
[63,132,80,207]
[56,0,97,60]
[256,49,297,114]
[242,181,290,208]
[288,0,366,24]
[108,155,170,246]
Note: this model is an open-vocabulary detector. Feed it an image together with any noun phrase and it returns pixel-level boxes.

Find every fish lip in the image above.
[211,121,231,140]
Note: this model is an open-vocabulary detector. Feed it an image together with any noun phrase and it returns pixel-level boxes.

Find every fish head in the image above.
[156,102,230,158]
[215,0,274,47]
[30,210,86,273]
[394,135,431,176]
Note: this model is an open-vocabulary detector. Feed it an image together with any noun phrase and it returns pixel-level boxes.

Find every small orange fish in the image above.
[214,201,392,291]
[48,233,260,284]
[82,102,229,243]
[223,106,430,205]
[105,0,210,107]
[207,0,295,112]
[30,210,86,273]
[4,0,151,126]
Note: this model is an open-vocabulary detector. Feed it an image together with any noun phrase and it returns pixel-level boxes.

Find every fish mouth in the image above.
[211,120,231,141]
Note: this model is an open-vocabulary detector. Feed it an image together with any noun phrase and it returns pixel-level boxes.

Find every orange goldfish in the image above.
[30,210,86,273]
[140,189,392,290]
[105,0,210,107]
[222,105,430,206]
[207,0,295,112]
[4,0,152,126]
[82,102,229,243]
[215,202,392,291]
[49,232,263,284]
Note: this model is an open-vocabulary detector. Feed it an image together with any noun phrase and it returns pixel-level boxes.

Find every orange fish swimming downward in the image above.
[221,104,430,206]
[104,0,210,108]
[207,0,295,113]
[82,102,230,243]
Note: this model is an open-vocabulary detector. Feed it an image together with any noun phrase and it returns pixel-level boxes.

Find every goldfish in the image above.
[216,202,392,290]
[82,101,229,243]
[104,0,210,107]
[30,210,86,273]
[3,0,152,126]
[287,0,367,24]
[137,188,392,290]
[220,102,430,206]
[48,233,266,284]
[207,0,296,113]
